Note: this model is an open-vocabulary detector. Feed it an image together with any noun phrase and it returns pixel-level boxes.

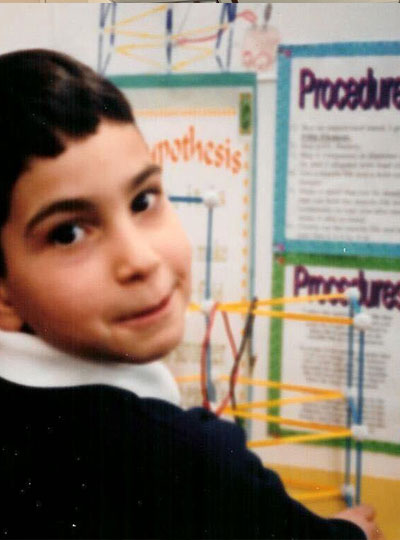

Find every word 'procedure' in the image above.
[299,68,400,111]
[294,266,400,310]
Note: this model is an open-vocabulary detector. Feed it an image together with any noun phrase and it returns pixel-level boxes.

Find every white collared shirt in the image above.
[0,329,181,406]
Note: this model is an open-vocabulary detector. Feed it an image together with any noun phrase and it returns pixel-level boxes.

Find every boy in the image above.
[0,49,380,539]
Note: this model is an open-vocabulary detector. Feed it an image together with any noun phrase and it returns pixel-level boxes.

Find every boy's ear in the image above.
[0,280,24,331]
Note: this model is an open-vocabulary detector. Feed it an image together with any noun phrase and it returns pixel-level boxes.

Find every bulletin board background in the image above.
[0,3,399,538]
[269,41,400,458]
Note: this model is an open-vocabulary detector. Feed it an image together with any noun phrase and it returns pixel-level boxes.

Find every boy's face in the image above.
[0,121,192,363]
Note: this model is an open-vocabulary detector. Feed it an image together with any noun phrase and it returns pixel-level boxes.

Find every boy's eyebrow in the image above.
[25,199,96,237]
[125,163,162,195]
[24,163,162,236]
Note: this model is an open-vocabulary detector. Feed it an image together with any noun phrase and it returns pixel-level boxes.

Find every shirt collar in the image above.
[0,329,181,406]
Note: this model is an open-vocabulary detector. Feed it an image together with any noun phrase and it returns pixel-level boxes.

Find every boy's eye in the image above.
[48,222,85,246]
[131,190,159,213]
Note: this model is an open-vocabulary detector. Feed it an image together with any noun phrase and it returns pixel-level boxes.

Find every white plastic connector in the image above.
[353,312,372,331]
[344,386,357,400]
[200,298,215,316]
[341,483,355,499]
[345,287,361,302]
[209,401,218,412]
[352,424,369,441]
[203,190,219,209]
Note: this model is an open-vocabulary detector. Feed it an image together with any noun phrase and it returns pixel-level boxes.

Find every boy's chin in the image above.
[92,328,185,364]
[25,322,185,364]
[117,322,186,364]
[120,337,183,364]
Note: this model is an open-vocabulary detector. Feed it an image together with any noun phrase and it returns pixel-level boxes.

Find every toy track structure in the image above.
[97,3,239,75]
[96,4,370,508]
[173,191,370,508]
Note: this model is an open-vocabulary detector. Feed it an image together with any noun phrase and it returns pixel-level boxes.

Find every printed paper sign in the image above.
[270,254,400,455]
[274,42,400,258]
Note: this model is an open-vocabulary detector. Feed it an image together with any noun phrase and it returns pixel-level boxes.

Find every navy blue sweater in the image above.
[0,376,364,539]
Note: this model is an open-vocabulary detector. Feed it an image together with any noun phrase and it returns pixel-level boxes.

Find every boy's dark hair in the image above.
[0,48,135,275]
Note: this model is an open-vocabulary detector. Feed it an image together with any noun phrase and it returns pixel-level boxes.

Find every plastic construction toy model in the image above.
[169,190,371,509]
[98,4,259,75]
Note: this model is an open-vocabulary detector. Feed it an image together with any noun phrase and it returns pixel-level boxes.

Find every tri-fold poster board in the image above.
[271,41,400,454]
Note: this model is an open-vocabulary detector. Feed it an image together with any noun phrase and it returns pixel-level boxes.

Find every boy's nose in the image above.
[111,225,161,284]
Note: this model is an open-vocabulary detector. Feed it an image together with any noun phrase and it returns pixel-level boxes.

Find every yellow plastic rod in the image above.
[221,292,347,309]
[224,408,349,432]
[175,374,201,384]
[115,43,167,51]
[103,30,164,39]
[109,5,167,28]
[114,47,163,68]
[222,308,352,325]
[247,430,351,448]
[177,373,344,397]
[221,293,347,309]
[188,300,353,329]
[219,375,343,396]
[173,50,214,72]
[234,393,344,410]
[172,23,230,40]
[173,56,213,72]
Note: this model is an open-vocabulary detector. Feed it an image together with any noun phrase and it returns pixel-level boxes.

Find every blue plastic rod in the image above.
[205,206,216,401]
[169,196,203,204]
[355,330,366,505]
[166,7,173,72]
[345,300,355,506]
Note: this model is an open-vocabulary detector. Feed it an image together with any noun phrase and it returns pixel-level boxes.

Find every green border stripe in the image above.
[246,75,258,420]
[268,255,285,434]
[267,253,400,455]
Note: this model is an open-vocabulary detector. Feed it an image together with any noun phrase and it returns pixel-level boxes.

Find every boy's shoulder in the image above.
[0,374,255,508]
[0,374,244,450]
[0,376,366,540]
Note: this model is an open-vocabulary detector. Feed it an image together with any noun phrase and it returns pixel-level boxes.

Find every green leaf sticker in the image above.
[239,93,252,135]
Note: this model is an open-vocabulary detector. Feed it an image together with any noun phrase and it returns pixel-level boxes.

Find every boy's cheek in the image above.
[7,266,96,325]
[183,233,193,268]
[183,243,193,305]
[166,214,192,275]
[179,235,193,290]
[166,228,192,304]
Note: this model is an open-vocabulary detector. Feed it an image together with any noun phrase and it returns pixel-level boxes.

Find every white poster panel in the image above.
[119,75,256,407]
[1,4,400,81]
[279,263,400,449]
[274,42,400,258]
[288,56,400,244]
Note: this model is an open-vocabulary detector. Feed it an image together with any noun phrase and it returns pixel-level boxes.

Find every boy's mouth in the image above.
[116,292,173,326]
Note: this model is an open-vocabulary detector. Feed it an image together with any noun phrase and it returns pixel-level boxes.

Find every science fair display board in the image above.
[271,42,400,455]
[274,41,400,258]
[112,73,257,407]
